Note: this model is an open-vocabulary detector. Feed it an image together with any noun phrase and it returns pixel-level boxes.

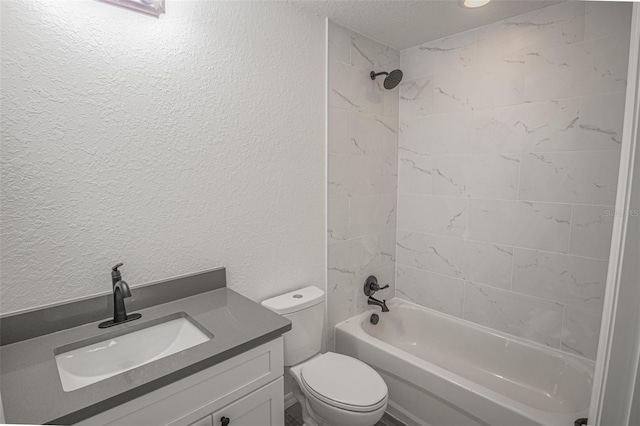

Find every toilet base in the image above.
[292,381,319,426]
[287,361,387,426]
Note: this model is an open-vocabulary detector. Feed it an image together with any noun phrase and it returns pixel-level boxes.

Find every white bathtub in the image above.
[335,298,594,426]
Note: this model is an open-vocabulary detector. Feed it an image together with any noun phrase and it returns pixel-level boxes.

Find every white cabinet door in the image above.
[211,377,284,426]
[189,415,213,426]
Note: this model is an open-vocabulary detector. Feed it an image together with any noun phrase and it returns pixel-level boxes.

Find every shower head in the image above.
[370,69,403,90]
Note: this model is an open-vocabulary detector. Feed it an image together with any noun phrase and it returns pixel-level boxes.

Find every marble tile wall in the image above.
[396,2,632,360]
[327,22,400,348]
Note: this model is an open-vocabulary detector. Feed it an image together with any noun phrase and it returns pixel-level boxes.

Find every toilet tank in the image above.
[261,286,325,366]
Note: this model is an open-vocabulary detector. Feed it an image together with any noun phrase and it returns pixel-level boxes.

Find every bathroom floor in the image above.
[284,402,403,426]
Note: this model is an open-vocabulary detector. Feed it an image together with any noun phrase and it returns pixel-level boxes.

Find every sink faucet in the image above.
[363,275,390,313]
[367,296,389,312]
[99,263,142,328]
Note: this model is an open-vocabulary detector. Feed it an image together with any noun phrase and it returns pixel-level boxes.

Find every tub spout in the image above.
[368,296,389,312]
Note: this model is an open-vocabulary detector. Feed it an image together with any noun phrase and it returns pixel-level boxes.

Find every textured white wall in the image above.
[0,0,326,314]
[396,2,631,360]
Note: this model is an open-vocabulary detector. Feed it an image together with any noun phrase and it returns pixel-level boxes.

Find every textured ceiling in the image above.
[292,0,562,50]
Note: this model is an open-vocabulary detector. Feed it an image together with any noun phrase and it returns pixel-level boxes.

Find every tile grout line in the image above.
[396,192,617,209]
[567,204,575,255]
[392,228,610,262]
[559,304,567,353]
[397,263,604,314]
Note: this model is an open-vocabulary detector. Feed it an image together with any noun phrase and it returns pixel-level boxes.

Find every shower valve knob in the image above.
[364,275,389,296]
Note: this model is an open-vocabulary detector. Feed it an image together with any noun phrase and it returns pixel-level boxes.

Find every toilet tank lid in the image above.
[261,286,325,315]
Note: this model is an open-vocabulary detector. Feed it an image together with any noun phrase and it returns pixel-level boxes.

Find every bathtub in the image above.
[335,298,594,426]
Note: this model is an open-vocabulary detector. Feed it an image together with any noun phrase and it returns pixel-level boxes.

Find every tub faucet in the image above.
[99,263,141,328]
[368,296,390,312]
[364,275,390,312]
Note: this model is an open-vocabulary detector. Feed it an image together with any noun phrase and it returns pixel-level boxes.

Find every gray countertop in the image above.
[0,288,291,425]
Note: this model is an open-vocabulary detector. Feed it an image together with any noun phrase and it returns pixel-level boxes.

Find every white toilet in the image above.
[262,286,388,426]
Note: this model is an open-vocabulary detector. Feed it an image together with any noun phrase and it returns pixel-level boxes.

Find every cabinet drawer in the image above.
[211,378,283,426]
[189,415,213,426]
[76,337,283,426]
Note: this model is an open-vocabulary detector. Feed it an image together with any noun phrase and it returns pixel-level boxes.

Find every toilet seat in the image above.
[300,352,388,413]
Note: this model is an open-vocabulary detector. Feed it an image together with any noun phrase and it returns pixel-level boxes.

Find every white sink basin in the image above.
[55,313,213,392]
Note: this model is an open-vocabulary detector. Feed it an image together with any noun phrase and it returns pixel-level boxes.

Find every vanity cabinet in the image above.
[193,378,283,426]
[189,415,213,426]
[76,338,284,426]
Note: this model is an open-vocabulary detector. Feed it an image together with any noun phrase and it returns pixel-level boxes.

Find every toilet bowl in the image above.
[289,352,388,426]
[261,287,388,426]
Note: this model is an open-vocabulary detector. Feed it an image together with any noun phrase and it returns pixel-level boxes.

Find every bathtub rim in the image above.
[335,297,594,426]
[365,297,596,366]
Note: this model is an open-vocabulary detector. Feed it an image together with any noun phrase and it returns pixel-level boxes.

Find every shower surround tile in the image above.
[395,1,629,360]
[350,113,396,156]
[569,204,616,260]
[383,84,400,119]
[398,152,432,195]
[396,231,515,290]
[348,195,396,238]
[328,198,349,244]
[328,107,350,155]
[397,194,468,238]
[464,281,564,349]
[327,22,399,348]
[429,154,520,199]
[467,154,520,199]
[585,2,633,41]
[329,61,360,110]
[396,266,465,318]
[329,21,351,64]
[400,75,434,119]
[328,234,393,325]
[475,1,585,64]
[430,156,469,197]
[472,99,581,153]
[329,61,387,116]
[579,93,626,151]
[427,235,514,290]
[433,58,524,113]
[349,155,382,197]
[561,306,602,360]
[328,154,349,199]
[401,31,476,81]
[329,235,379,278]
[379,230,397,270]
[401,112,473,156]
[519,151,620,205]
[425,234,467,279]
[465,241,514,290]
[396,230,429,270]
[512,248,608,311]
[468,200,571,253]
[351,32,398,71]
[524,33,630,102]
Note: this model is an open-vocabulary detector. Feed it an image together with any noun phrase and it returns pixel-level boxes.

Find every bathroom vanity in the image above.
[0,268,291,426]
[76,338,285,426]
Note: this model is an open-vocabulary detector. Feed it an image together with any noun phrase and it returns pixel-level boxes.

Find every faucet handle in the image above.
[111,263,124,284]
[364,276,389,296]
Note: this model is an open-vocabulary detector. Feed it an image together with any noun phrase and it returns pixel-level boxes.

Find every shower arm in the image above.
[370,71,389,80]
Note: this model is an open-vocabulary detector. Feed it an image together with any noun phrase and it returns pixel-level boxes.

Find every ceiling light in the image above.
[463,0,491,8]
